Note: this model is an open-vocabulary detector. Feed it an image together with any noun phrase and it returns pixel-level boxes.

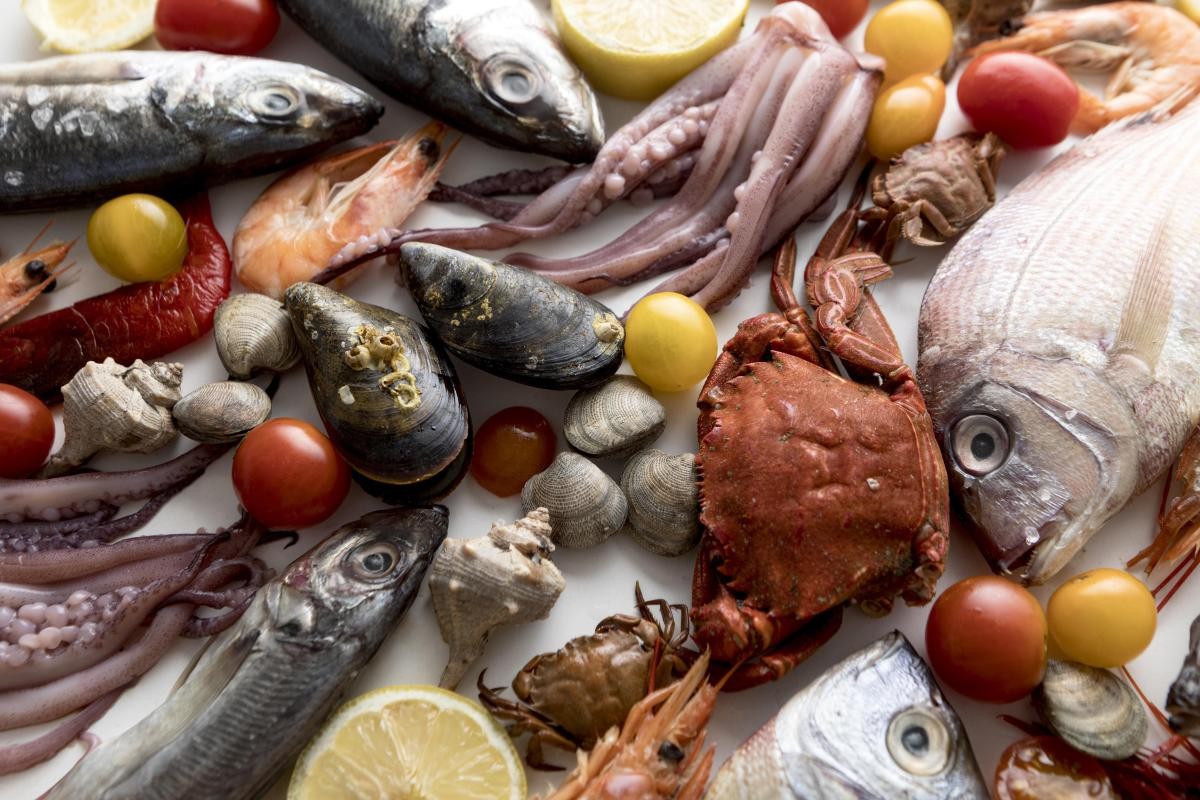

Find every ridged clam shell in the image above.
[1033,660,1147,761]
[214,294,302,379]
[521,453,627,549]
[564,376,665,458]
[398,242,624,390]
[284,282,471,504]
[172,381,271,443]
[621,449,699,556]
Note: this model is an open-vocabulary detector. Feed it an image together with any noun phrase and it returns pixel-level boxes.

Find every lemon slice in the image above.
[553,0,749,101]
[21,0,155,54]
[288,685,525,800]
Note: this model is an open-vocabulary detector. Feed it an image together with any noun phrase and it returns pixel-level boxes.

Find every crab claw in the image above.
[0,239,74,327]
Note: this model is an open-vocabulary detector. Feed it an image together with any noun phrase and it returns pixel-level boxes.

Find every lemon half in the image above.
[21,0,155,53]
[288,685,525,800]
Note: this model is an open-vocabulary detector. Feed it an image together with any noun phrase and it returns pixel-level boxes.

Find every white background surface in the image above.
[1,2,1197,797]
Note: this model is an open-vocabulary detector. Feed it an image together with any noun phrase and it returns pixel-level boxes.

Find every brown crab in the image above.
[479,588,692,768]
[866,133,1005,247]
[691,180,950,691]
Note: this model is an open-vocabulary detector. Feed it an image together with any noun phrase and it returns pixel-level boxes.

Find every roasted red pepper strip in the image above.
[0,194,231,402]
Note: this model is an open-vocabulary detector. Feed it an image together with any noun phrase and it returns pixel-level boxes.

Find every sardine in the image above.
[917,96,1200,583]
[277,0,604,162]
[1168,614,1200,736]
[705,631,989,799]
[0,52,383,213]
[44,507,448,800]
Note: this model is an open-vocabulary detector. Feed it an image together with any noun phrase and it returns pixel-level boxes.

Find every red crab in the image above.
[691,185,950,690]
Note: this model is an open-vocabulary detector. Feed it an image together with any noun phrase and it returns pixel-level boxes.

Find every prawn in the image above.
[0,224,73,327]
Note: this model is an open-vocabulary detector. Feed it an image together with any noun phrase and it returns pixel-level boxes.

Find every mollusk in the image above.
[284,282,471,504]
[428,507,565,690]
[621,449,699,557]
[521,453,627,549]
[1032,659,1147,761]
[172,382,272,444]
[564,376,665,458]
[213,293,301,379]
[398,242,624,390]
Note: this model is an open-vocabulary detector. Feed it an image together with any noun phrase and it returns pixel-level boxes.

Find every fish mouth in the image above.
[1169,710,1200,737]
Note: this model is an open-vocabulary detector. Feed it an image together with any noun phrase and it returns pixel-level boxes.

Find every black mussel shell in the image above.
[398,243,624,390]
[284,282,471,504]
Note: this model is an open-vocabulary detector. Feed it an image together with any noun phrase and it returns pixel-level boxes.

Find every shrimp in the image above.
[0,225,73,327]
[969,2,1200,132]
[232,121,455,299]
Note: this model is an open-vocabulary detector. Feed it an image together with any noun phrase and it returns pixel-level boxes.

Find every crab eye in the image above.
[951,414,1010,476]
[348,541,402,581]
[887,707,951,776]
[249,85,303,119]
[484,57,541,106]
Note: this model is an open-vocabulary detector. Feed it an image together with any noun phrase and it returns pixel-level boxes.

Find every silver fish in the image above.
[44,507,447,800]
[277,0,604,162]
[0,52,383,213]
[1168,614,1200,736]
[705,632,989,799]
[917,97,1200,583]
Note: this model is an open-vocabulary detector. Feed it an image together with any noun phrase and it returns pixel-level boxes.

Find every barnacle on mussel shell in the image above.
[397,242,624,390]
[284,282,471,504]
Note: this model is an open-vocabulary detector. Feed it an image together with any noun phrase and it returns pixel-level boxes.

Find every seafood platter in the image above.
[1,0,1200,796]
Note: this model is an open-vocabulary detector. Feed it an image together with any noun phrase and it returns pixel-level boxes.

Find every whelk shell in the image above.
[428,507,565,690]
[564,376,665,459]
[172,381,271,444]
[214,294,301,379]
[521,452,627,549]
[1032,659,1147,761]
[621,449,699,557]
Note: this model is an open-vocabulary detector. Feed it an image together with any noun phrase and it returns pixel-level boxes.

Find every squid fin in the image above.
[1111,219,1173,373]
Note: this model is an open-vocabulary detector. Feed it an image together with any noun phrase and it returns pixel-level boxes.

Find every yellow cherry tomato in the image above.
[1177,0,1200,25]
[624,292,718,393]
[1047,568,1157,668]
[88,194,188,283]
[864,0,954,84]
[866,73,946,160]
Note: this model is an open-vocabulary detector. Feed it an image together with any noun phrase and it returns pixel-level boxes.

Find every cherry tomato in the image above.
[1178,0,1200,24]
[995,736,1118,800]
[624,292,718,393]
[232,418,350,529]
[790,0,870,40]
[0,384,54,478]
[864,0,954,84]
[866,74,946,160]
[957,52,1079,149]
[155,0,280,56]
[471,407,557,497]
[87,194,188,283]
[1046,568,1156,668]
[925,575,1047,703]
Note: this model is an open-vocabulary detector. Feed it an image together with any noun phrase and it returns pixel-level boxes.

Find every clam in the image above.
[398,242,624,390]
[172,381,272,443]
[621,449,699,557]
[521,453,627,549]
[1032,659,1147,761]
[564,376,665,458]
[284,282,471,504]
[214,293,301,379]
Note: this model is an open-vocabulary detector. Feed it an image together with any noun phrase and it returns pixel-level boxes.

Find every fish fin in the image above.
[1111,219,1174,373]
[0,55,146,87]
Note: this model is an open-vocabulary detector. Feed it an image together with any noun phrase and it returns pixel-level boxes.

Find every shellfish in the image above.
[1032,659,1147,761]
[521,452,627,549]
[564,376,665,459]
[284,282,471,504]
[397,242,624,390]
[621,449,700,557]
[172,381,272,444]
[213,294,301,380]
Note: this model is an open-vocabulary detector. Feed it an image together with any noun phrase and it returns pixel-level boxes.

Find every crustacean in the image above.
[691,181,950,690]
[479,589,691,768]
[0,228,73,327]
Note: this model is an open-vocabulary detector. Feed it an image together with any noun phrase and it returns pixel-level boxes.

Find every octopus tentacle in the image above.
[0,505,118,542]
[0,533,210,584]
[432,165,574,199]
[0,689,119,775]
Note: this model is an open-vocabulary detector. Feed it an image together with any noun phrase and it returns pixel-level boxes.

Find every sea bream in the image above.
[917,93,1200,584]
[0,52,383,213]
[43,507,447,800]
[276,0,604,162]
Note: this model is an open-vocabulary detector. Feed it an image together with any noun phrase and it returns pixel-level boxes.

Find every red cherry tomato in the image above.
[787,0,870,40]
[0,384,54,478]
[232,418,350,529]
[155,0,280,56]
[471,406,557,497]
[957,52,1079,149]
[925,575,1048,703]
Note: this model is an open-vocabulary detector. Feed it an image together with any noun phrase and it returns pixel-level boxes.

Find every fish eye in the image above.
[483,57,542,106]
[886,708,951,776]
[249,85,303,119]
[951,414,1010,476]
[348,541,402,580]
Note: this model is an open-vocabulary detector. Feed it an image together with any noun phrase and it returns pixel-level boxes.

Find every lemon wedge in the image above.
[553,0,750,101]
[288,685,525,800]
[21,0,155,54]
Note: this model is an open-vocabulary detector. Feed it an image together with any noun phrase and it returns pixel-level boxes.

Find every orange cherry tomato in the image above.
[470,406,557,497]
[232,418,350,528]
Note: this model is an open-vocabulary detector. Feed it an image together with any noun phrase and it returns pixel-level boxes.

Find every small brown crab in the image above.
[479,588,692,768]
[866,133,1005,247]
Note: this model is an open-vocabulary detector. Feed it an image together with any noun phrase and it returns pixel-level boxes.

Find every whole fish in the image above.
[276,0,604,162]
[917,96,1200,584]
[0,52,383,213]
[1167,614,1200,736]
[44,507,447,800]
[705,631,989,799]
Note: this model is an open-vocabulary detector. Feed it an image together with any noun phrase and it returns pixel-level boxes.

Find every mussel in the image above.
[284,282,471,504]
[398,242,624,390]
